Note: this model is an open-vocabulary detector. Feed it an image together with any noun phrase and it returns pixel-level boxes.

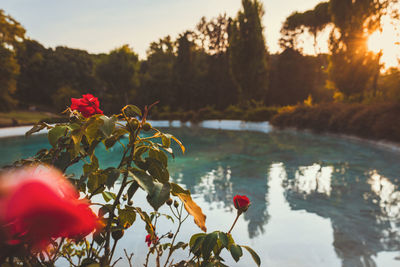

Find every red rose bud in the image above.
[233,195,250,213]
[0,165,99,251]
[145,234,159,247]
[71,94,103,118]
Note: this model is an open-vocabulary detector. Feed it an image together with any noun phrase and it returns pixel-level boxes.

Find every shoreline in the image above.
[0,120,272,138]
[1,120,400,153]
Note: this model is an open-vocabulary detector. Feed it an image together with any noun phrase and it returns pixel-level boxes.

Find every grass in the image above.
[0,110,61,127]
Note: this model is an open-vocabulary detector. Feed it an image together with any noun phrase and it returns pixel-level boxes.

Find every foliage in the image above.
[280,2,330,51]
[271,102,400,142]
[95,45,140,112]
[0,99,260,267]
[267,48,330,106]
[378,67,400,102]
[0,9,25,111]
[228,0,269,103]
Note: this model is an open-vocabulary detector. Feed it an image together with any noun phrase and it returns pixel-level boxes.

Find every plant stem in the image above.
[50,237,65,264]
[104,120,141,264]
[163,204,184,267]
[110,239,119,262]
[228,212,241,234]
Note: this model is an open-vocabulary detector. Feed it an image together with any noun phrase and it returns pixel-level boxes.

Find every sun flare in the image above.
[367,17,400,69]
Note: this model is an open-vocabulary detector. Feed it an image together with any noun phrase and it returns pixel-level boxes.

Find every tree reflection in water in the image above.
[1,125,400,266]
[283,163,400,267]
[163,126,400,266]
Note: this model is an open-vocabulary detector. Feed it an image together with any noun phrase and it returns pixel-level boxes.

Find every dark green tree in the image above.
[228,0,269,103]
[0,9,25,111]
[139,36,176,108]
[174,31,198,110]
[95,45,140,112]
[280,2,330,52]
[196,15,237,110]
[16,41,98,110]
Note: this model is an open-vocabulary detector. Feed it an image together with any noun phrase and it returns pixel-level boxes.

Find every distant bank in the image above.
[270,102,400,144]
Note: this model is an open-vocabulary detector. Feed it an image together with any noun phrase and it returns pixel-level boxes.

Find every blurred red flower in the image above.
[0,166,99,250]
[71,94,103,118]
[233,195,250,212]
[145,234,158,247]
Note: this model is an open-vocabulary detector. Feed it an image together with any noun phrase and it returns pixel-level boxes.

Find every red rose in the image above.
[233,195,250,213]
[71,94,103,118]
[145,234,158,247]
[0,166,99,250]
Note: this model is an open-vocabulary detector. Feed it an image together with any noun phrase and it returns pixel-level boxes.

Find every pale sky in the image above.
[2,0,325,58]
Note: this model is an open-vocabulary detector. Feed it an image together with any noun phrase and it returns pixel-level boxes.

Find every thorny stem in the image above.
[123,249,134,267]
[110,238,119,262]
[104,114,141,264]
[50,237,65,264]
[228,211,241,234]
[163,204,187,267]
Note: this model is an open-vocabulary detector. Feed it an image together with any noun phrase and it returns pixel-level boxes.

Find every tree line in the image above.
[1,0,399,115]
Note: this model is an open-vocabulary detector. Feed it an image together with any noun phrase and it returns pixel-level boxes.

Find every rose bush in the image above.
[0,95,260,267]
[70,93,103,118]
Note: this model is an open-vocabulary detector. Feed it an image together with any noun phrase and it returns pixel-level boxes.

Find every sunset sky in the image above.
[2,0,324,58]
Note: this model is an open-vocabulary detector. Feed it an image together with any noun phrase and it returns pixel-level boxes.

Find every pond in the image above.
[1,121,400,267]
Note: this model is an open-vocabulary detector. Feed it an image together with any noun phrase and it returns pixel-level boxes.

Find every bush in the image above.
[244,106,279,122]
[1,96,261,267]
[271,102,400,142]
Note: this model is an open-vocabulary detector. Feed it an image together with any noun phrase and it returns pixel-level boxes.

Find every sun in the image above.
[367,17,400,70]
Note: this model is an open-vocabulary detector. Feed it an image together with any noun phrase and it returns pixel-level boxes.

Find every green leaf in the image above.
[218,232,229,248]
[134,207,154,234]
[129,169,170,210]
[242,245,261,267]
[83,156,99,175]
[70,128,83,157]
[85,117,103,144]
[48,126,68,147]
[202,231,218,260]
[104,136,117,149]
[229,244,243,262]
[134,145,149,160]
[119,206,136,228]
[105,167,120,188]
[127,181,139,201]
[53,152,71,171]
[102,191,116,203]
[99,115,117,138]
[113,127,129,138]
[87,172,106,194]
[147,158,169,183]
[190,235,206,255]
[25,122,50,137]
[172,241,188,252]
[129,169,155,194]
[189,233,206,248]
[80,258,98,267]
[161,134,172,148]
[123,105,142,117]
[146,182,171,211]
[149,148,168,167]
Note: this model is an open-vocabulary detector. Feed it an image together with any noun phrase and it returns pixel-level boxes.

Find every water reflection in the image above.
[163,127,400,266]
[284,163,400,267]
[1,125,400,266]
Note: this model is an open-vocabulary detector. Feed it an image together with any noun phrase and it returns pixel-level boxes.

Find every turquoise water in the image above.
[1,124,400,266]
